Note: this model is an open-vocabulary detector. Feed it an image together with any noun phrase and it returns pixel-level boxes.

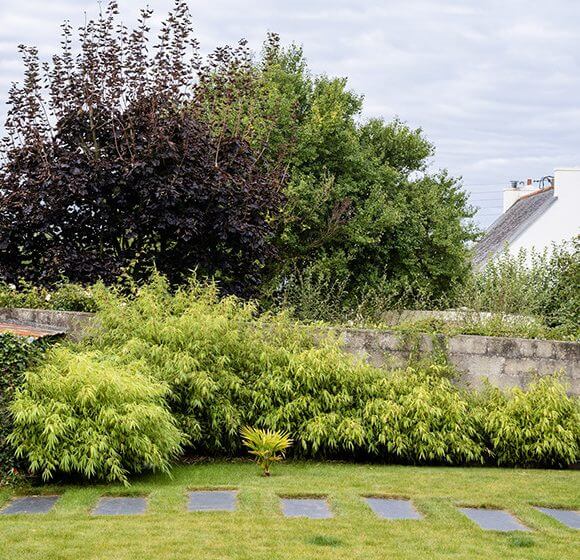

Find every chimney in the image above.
[503,178,536,212]
[554,168,580,200]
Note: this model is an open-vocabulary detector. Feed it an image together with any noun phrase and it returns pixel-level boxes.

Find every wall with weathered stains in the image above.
[335,327,579,394]
[1,308,578,394]
[0,308,94,341]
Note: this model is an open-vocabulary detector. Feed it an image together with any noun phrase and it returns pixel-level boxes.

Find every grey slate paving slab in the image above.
[281,498,332,519]
[459,507,529,531]
[187,490,237,512]
[92,497,147,516]
[0,496,59,515]
[535,507,580,529]
[365,498,422,520]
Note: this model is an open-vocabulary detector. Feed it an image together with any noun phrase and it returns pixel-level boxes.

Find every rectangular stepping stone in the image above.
[281,498,332,519]
[92,497,147,516]
[0,496,59,515]
[365,497,422,520]
[187,490,237,512]
[459,507,529,531]
[535,507,580,529]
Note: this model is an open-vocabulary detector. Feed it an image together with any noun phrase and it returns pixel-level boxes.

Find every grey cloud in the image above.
[1,0,578,228]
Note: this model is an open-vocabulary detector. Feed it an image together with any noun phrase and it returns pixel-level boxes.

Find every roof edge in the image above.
[512,185,554,205]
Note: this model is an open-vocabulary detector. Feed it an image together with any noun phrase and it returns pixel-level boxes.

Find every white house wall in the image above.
[507,167,580,257]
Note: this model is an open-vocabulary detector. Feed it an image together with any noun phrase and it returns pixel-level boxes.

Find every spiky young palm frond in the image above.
[240,426,293,476]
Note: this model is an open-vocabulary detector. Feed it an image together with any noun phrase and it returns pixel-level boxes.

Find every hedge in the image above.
[0,334,44,482]
[8,276,580,484]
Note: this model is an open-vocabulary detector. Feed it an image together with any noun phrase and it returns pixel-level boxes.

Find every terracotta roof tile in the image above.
[0,321,65,339]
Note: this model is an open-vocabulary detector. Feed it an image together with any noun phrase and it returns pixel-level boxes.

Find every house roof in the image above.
[473,187,557,268]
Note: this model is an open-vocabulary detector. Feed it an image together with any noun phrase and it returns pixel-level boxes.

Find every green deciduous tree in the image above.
[202,35,477,314]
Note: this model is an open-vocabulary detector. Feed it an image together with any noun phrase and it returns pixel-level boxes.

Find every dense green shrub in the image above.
[66,280,580,464]
[476,377,580,467]
[0,334,43,482]
[272,268,352,324]
[203,34,477,310]
[459,241,579,337]
[277,240,580,335]
[303,367,482,464]
[461,249,552,316]
[9,277,578,483]
[0,281,97,312]
[80,276,482,465]
[9,347,183,484]
[536,239,580,333]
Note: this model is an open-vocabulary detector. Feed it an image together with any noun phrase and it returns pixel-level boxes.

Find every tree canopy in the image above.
[0,1,282,295]
[203,36,477,310]
[0,1,477,310]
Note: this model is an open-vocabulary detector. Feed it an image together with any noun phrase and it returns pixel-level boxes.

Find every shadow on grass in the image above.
[306,535,343,547]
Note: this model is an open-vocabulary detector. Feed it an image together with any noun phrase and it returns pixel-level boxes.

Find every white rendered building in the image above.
[474,168,580,268]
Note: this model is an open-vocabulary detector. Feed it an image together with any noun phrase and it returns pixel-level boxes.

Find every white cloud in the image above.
[0,0,578,228]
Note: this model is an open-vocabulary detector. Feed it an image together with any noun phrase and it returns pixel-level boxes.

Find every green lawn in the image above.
[0,461,578,560]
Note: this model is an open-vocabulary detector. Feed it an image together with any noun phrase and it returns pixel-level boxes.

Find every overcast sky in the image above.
[1,0,579,227]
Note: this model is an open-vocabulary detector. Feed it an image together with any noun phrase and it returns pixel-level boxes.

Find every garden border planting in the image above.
[4,308,575,394]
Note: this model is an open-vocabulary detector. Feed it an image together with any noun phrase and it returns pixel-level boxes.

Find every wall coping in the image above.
[0,307,578,392]
[0,307,577,346]
[0,307,95,320]
[322,324,579,349]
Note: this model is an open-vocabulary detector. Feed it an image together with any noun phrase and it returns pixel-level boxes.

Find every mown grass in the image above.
[0,460,578,560]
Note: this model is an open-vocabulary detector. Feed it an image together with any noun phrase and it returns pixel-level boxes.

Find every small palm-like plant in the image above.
[240,426,293,476]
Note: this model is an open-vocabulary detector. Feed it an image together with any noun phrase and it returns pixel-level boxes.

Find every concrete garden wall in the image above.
[0,308,94,341]
[1,308,578,394]
[335,327,580,394]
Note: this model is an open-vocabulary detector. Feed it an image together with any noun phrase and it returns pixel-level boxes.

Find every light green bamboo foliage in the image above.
[241,426,293,476]
[362,368,483,463]
[9,347,183,484]
[10,274,578,478]
[78,275,577,467]
[477,376,580,467]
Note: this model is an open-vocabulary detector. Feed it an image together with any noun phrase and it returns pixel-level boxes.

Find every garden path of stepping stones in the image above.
[459,507,529,531]
[0,496,59,515]
[1,491,578,533]
[187,490,237,512]
[535,507,580,529]
[365,498,422,520]
[281,498,332,519]
[92,497,148,516]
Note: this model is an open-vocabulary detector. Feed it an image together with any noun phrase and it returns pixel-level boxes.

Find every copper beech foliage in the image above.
[0,1,283,295]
